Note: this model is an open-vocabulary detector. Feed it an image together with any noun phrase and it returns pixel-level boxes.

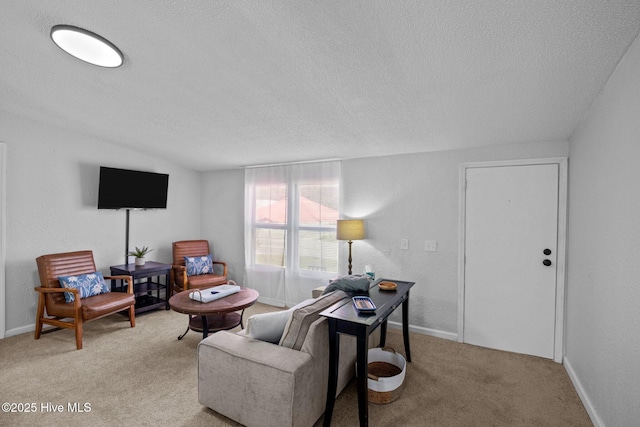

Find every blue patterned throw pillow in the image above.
[58,272,110,303]
[184,254,214,276]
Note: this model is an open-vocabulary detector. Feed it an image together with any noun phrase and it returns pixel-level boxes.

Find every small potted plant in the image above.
[128,246,153,266]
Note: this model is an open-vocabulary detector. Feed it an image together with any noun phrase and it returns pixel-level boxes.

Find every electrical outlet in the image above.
[400,239,409,250]
[424,240,437,252]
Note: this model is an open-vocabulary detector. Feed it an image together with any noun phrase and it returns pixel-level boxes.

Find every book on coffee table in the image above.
[189,284,241,303]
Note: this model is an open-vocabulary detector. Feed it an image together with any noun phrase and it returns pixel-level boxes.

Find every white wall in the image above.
[200,140,569,336]
[1,110,567,339]
[1,112,202,334]
[341,143,568,335]
[201,168,245,282]
[566,33,640,426]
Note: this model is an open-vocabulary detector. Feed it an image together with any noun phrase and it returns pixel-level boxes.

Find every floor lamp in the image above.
[337,219,365,275]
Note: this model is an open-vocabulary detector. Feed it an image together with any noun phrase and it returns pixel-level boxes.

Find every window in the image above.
[251,181,339,273]
[245,161,341,306]
[254,184,287,267]
[296,182,339,272]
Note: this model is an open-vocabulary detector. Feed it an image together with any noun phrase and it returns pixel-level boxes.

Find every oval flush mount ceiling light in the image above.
[50,25,123,68]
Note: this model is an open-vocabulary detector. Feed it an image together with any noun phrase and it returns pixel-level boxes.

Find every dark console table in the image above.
[320,279,415,427]
[110,261,172,314]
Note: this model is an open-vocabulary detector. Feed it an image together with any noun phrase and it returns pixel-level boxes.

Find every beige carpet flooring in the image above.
[0,304,592,427]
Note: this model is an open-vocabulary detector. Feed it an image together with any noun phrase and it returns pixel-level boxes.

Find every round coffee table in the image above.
[169,287,259,340]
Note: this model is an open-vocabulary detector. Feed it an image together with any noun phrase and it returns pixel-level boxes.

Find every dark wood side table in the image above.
[110,262,172,314]
[320,279,415,427]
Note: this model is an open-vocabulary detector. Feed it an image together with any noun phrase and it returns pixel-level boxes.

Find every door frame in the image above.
[0,143,5,339]
[457,157,568,363]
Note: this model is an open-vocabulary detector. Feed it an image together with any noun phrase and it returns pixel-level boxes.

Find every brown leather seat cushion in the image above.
[45,291,135,320]
[185,274,227,289]
[81,292,136,320]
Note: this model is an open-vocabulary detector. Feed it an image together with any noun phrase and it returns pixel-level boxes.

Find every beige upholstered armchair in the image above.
[35,250,135,350]
[171,240,227,295]
[197,290,379,427]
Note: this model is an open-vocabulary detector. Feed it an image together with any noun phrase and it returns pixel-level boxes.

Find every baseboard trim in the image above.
[387,320,457,341]
[8,307,458,342]
[563,356,604,427]
[6,323,37,338]
[5,322,64,338]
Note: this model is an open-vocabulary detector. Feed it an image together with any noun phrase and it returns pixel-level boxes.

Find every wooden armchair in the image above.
[171,240,227,295]
[35,250,136,350]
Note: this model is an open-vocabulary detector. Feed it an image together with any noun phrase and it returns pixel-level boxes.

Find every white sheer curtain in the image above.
[244,161,341,307]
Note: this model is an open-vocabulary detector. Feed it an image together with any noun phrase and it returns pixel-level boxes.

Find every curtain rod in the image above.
[244,158,342,169]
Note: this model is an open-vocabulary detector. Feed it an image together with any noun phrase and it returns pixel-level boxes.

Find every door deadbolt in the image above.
[543,248,552,255]
[543,259,552,266]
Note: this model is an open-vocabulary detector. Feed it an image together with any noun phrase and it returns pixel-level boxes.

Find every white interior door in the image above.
[462,162,560,359]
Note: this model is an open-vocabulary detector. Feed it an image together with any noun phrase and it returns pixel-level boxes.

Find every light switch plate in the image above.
[401,239,409,250]
[424,240,437,252]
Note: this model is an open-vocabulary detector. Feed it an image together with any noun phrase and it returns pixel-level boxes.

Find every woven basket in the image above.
[366,347,406,404]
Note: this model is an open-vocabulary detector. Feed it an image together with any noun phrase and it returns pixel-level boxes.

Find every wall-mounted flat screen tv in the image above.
[98,166,169,209]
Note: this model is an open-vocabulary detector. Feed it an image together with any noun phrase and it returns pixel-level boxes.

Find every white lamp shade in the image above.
[337,219,365,241]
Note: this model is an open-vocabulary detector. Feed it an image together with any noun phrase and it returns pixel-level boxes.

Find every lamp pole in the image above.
[125,209,130,265]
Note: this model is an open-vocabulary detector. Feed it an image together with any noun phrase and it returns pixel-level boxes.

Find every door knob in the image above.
[543,259,552,266]
[543,249,552,255]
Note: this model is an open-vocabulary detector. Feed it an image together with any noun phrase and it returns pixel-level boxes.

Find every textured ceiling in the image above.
[2,1,640,171]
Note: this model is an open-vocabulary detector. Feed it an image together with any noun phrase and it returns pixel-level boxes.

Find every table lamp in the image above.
[337,219,365,275]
